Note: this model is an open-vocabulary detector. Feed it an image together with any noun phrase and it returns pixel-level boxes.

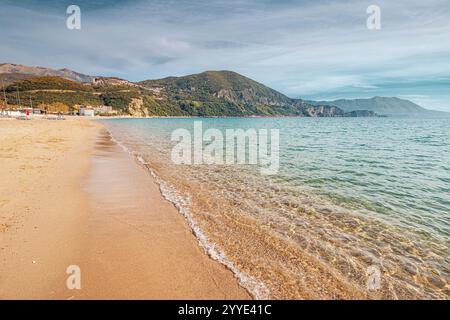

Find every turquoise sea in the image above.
[103,117,449,299]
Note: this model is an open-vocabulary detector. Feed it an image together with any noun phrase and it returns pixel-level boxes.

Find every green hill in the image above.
[139,70,341,116]
[4,76,100,108]
[141,70,292,105]
[139,70,295,116]
[2,63,447,117]
[2,70,343,117]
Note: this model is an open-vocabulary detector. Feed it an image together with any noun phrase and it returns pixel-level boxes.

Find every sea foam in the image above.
[106,127,270,300]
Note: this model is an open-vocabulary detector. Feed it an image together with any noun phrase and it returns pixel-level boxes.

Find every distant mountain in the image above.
[309,97,449,117]
[12,63,447,118]
[1,65,344,117]
[0,63,94,84]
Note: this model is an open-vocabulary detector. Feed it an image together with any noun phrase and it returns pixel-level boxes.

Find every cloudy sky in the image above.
[1,0,449,110]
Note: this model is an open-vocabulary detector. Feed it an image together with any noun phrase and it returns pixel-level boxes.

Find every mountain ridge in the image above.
[0,63,95,84]
[308,96,448,116]
[1,63,446,117]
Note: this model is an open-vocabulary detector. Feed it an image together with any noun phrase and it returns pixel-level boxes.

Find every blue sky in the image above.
[1,0,449,111]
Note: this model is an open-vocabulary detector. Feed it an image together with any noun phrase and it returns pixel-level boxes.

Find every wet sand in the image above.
[76,130,249,299]
[0,118,249,299]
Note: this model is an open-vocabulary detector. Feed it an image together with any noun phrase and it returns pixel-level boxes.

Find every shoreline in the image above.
[105,125,269,299]
[0,118,250,299]
[100,117,450,299]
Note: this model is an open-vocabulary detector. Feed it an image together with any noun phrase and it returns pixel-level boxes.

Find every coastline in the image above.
[0,118,249,299]
[101,117,450,300]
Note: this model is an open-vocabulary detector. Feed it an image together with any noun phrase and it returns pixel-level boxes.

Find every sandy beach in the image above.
[0,118,249,299]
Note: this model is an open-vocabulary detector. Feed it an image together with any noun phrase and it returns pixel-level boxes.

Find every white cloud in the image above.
[0,0,449,110]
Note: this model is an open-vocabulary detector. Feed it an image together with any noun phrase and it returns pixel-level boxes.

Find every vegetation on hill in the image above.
[100,91,141,113]
[2,71,345,117]
[4,76,104,109]
[38,102,71,114]
[141,70,292,103]
[5,76,92,92]
[2,63,446,117]
[0,73,35,85]
[4,90,102,108]
[139,70,313,116]
[29,91,102,107]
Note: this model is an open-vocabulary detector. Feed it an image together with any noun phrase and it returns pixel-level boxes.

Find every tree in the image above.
[44,102,70,114]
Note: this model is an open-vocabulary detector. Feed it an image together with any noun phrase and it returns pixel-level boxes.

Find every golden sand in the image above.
[0,118,249,299]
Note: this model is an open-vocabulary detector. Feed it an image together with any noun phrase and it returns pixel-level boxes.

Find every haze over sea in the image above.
[104,117,450,299]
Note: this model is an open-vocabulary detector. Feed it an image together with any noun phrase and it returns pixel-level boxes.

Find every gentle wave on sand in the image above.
[103,117,449,299]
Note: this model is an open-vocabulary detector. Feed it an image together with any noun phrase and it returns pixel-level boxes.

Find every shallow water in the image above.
[103,117,450,299]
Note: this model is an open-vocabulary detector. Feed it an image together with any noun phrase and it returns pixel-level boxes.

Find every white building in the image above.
[80,107,95,117]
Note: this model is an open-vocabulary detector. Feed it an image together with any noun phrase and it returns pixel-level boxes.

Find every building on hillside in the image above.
[84,109,95,117]
[77,105,116,116]
[94,105,114,114]
[79,106,95,117]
